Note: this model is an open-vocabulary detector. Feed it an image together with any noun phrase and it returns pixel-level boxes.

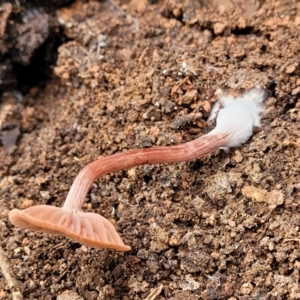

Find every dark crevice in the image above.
[260,44,267,53]
[15,28,68,93]
[164,12,184,25]
[283,98,297,112]
[0,1,75,95]
[265,33,271,41]
[268,81,277,98]
[231,26,259,36]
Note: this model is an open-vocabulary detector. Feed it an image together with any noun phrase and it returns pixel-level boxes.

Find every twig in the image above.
[0,245,23,300]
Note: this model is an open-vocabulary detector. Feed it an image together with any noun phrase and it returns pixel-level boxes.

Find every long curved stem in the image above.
[63,131,229,210]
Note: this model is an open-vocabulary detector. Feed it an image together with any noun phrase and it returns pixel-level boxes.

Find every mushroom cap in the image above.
[9,205,131,251]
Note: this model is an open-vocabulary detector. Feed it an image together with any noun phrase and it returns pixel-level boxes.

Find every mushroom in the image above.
[9,89,265,251]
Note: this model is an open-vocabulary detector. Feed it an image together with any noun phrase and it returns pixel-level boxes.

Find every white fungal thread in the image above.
[208,88,265,148]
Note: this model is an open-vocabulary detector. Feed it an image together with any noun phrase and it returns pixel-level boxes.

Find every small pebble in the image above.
[22,199,34,209]
[40,190,51,200]
[228,220,236,227]
[233,150,243,163]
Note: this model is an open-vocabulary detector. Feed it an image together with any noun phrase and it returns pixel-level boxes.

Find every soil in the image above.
[1,0,300,299]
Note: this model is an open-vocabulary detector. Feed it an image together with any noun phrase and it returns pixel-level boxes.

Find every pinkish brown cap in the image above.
[9,205,131,251]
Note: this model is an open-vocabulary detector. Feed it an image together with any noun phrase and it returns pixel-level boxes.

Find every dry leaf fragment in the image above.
[145,284,163,300]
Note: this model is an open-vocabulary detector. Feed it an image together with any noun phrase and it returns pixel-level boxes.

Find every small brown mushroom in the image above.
[9,89,265,251]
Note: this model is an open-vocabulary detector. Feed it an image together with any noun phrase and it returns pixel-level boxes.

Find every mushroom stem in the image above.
[63,88,265,211]
[63,131,229,210]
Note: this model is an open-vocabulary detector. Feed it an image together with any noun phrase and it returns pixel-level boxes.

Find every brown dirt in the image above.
[1,0,300,299]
